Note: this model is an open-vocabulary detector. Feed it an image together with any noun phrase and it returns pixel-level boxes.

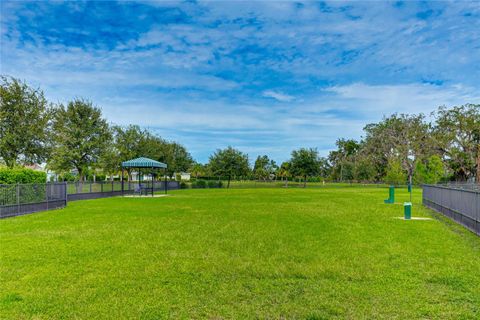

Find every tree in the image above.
[253,155,277,181]
[208,146,249,188]
[290,148,320,187]
[49,99,111,181]
[363,114,433,186]
[328,139,360,181]
[354,156,376,182]
[414,155,445,184]
[433,104,480,182]
[277,161,291,187]
[189,162,208,178]
[384,158,407,186]
[0,76,51,167]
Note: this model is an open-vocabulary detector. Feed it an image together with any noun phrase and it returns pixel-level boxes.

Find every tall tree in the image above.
[278,161,291,187]
[433,104,480,182]
[49,99,111,181]
[208,146,250,188]
[363,114,433,185]
[328,139,360,181]
[290,148,320,187]
[0,76,51,167]
[253,155,277,181]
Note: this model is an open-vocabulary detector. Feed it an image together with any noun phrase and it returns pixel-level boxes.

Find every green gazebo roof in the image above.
[121,157,167,169]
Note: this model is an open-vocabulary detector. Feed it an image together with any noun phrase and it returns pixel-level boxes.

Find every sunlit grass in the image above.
[1,187,479,319]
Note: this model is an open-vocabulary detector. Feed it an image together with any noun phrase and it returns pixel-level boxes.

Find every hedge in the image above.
[0,167,47,184]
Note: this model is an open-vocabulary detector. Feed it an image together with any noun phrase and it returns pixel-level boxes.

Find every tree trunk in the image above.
[303,175,307,188]
[284,177,288,187]
[227,176,231,188]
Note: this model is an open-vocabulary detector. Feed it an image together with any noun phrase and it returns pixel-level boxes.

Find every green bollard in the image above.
[404,202,412,220]
[384,185,395,204]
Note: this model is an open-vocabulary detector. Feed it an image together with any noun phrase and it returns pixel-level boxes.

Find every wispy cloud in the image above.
[262,90,294,102]
[1,0,479,163]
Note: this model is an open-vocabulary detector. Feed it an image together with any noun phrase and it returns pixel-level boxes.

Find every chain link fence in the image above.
[423,184,480,235]
[0,181,180,218]
[0,183,67,218]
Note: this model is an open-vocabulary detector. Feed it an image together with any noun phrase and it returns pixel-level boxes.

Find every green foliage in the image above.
[0,167,46,184]
[180,181,189,189]
[208,146,250,188]
[253,155,277,181]
[49,99,111,180]
[0,76,51,168]
[414,155,445,184]
[290,148,320,186]
[192,179,207,188]
[354,157,377,182]
[384,158,407,185]
[433,104,480,181]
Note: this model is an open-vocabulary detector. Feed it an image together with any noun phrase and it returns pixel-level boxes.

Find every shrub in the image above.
[208,181,219,188]
[0,167,47,184]
[180,181,189,189]
[193,180,207,188]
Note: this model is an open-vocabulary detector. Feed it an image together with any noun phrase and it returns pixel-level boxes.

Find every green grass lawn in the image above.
[1,187,479,319]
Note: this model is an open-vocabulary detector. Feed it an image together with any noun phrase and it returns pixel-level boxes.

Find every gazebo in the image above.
[121,157,168,196]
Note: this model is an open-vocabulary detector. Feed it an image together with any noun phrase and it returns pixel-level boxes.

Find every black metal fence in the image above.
[0,183,67,218]
[423,184,480,235]
[0,181,180,218]
[66,181,180,201]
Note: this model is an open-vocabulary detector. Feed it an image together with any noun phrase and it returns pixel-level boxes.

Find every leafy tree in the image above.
[189,162,208,178]
[354,157,377,182]
[363,114,433,185]
[384,158,407,186]
[208,146,249,188]
[290,148,320,187]
[277,161,291,187]
[0,76,51,167]
[253,155,277,181]
[433,104,480,182]
[328,139,360,181]
[49,99,111,181]
[414,155,445,184]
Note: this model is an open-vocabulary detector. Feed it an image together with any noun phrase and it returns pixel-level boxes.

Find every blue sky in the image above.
[1,1,479,164]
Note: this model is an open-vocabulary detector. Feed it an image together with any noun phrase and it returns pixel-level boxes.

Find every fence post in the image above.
[16,183,20,215]
[64,182,68,205]
[46,183,49,210]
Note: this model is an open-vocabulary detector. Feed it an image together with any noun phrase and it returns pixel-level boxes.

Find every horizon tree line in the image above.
[1,76,479,186]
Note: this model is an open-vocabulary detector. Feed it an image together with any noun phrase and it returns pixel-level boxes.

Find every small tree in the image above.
[384,158,407,186]
[208,146,249,188]
[414,155,444,184]
[278,161,291,187]
[0,76,51,167]
[290,148,320,187]
[49,99,111,182]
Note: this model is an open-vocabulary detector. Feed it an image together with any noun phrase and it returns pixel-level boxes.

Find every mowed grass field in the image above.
[1,187,479,319]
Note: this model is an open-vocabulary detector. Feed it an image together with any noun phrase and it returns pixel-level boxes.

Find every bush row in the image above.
[0,167,47,184]
[181,180,223,189]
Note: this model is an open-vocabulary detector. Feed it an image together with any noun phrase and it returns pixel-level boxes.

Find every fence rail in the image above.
[423,184,480,235]
[0,181,180,218]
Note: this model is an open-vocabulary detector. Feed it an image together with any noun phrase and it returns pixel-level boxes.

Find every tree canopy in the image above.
[208,146,250,188]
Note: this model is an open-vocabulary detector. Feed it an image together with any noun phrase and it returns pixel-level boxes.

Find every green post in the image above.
[404,202,412,220]
[384,185,395,204]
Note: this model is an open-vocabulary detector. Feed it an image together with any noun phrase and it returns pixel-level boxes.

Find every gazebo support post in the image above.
[164,168,167,194]
[121,168,124,196]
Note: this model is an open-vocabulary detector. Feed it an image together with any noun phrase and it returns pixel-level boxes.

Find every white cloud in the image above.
[262,90,294,102]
